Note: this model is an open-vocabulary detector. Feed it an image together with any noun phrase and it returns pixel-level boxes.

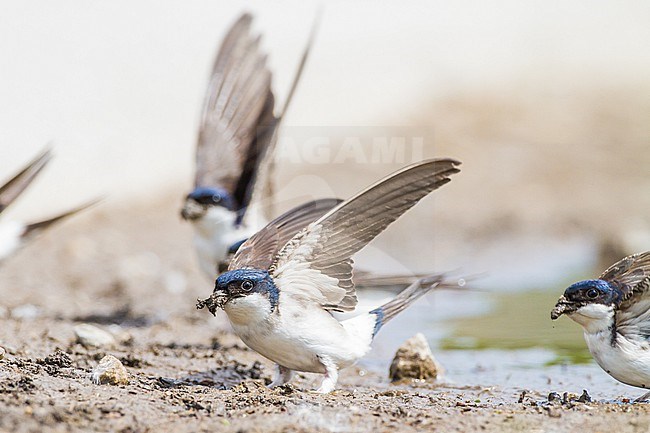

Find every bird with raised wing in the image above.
[551,251,650,401]
[180,13,314,277]
[0,148,98,264]
[197,158,462,393]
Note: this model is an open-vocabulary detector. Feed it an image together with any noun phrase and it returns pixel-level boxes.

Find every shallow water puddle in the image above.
[358,286,643,400]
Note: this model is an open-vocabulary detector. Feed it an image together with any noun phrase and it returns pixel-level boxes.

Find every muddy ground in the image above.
[3,315,650,433]
[2,193,650,433]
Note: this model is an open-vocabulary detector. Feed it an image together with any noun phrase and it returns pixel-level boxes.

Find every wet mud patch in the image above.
[70,305,154,328]
[158,360,265,389]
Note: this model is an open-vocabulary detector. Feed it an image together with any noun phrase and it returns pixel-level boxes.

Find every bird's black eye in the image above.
[586,288,599,299]
[241,280,254,291]
[212,194,222,204]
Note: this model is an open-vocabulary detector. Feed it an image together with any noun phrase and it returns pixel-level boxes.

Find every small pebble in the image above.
[389,333,443,382]
[91,355,129,385]
[107,325,134,346]
[0,346,5,360]
[74,324,116,348]
[11,304,40,320]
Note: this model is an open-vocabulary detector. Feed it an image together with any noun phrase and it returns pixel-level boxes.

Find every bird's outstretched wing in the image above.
[0,148,51,214]
[195,13,315,222]
[231,198,342,270]
[194,13,274,212]
[269,159,461,312]
[245,16,318,220]
[22,198,101,241]
[604,252,650,335]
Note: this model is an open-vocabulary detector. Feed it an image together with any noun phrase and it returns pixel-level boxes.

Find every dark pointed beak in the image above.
[181,200,205,221]
[196,290,229,316]
[551,295,576,320]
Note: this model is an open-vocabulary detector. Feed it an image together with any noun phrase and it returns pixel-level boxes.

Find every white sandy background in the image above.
[1,0,649,287]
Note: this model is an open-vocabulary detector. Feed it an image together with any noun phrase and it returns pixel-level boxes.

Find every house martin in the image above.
[0,148,98,264]
[197,158,462,393]
[552,251,650,401]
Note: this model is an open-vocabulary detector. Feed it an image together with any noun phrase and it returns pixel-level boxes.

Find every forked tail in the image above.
[369,274,461,337]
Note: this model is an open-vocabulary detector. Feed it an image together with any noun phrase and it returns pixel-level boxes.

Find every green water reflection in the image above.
[441,290,593,365]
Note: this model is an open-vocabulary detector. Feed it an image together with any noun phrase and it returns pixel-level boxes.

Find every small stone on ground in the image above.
[389,333,443,382]
[74,324,116,348]
[91,355,129,385]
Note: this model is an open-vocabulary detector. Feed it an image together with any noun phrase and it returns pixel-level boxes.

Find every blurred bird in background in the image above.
[0,148,98,265]
[180,13,313,277]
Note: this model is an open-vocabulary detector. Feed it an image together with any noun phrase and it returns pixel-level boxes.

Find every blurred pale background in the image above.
[1,0,649,290]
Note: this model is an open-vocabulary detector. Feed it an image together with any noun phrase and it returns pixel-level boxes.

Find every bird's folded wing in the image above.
[604,252,650,334]
[195,13,275,213]
[269,158,461,312]
[601,252,650,302]
[0,148,51,214]
[230,198,342,270]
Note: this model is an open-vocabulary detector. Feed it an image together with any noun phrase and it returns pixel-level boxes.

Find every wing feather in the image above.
[194,13,275,213]
[270,158,461,312]
[245,18,317,221]
[601,251,650,304]
[0,148,51,214]
[603,252,650,336]
[22,199,101,240]
[230,198,342,270]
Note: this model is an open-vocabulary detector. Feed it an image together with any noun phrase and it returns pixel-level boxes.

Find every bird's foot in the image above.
[314,358,338,394]
[314,382,336,394]
[268,364,294,388]
[634,391,650,403]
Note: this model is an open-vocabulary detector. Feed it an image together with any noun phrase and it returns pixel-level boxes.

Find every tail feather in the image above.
[369,274,462,337]
[355,271,432,291]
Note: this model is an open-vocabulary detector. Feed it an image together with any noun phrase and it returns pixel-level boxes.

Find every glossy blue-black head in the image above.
[196,268,279,315]
[551,279,621,320]
[181,187,235,220]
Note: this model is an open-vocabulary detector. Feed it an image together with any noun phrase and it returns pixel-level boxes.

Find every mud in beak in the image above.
[551,296,577,320]
[180,200,206,221]
[196,291,229,316]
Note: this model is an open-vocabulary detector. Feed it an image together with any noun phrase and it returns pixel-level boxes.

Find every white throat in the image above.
[189,206,264,278]
[224,293,272,326]
[192,206,238,237]
[568,303,615,334]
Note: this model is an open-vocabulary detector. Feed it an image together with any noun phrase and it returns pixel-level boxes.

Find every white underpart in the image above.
[190,206,263,278]
[0,220,26,263]
[570,304,650,388]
